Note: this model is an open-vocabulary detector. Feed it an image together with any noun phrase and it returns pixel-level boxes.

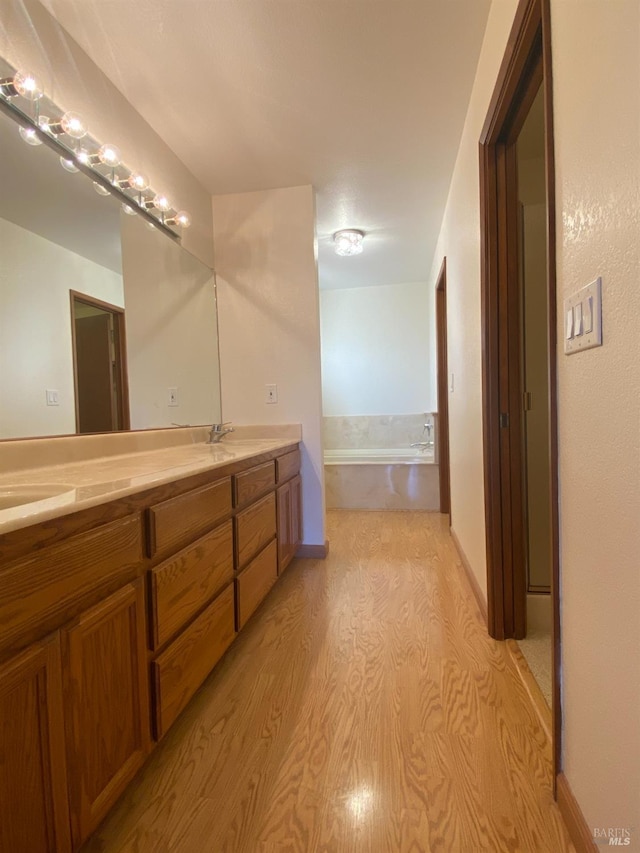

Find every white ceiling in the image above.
[40,0,491,290]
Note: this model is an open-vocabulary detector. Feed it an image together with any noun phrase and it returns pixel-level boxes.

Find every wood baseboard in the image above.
[296,541,329,559]
[556,773,597,852]
[449,526,488,624]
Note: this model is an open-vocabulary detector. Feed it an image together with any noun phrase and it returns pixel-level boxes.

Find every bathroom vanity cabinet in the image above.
[0,442,301,852]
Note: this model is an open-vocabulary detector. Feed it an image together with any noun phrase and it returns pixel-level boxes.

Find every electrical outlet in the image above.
[265,384,278,404]
[168,387,179,407]
[46,389,60,406]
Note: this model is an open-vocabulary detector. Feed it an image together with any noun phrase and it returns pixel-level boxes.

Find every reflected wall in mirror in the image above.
[121,213,221,430]
[0,104,221,439]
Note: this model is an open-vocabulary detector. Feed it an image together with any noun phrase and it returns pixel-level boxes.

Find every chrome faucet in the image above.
[410,420,434,449]
[208,422,234,443]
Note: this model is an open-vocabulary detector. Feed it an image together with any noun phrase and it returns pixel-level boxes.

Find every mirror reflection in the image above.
[0,105,221,440]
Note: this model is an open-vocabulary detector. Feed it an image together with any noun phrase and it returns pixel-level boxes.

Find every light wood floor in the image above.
[83,511,575,853]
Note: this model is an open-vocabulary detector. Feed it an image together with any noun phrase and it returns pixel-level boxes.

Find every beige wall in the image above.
[213,186,325,547]
[551,0,640,836]
[0,216,123,438]
[430,0,640,838]
[320,281,434,417]
[0,0,214,266]
[427,0,520,598]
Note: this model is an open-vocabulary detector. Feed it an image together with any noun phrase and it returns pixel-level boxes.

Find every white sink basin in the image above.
[0,484,75,510]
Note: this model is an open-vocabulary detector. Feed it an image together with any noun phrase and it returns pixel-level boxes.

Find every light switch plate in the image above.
[46,389,59,406]
[168,387,179,406]
[564,277,602,355]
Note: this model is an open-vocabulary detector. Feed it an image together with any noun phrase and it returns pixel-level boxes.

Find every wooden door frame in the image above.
[435,258,451,519]
[70,291,131,433]
[479,0,561,779]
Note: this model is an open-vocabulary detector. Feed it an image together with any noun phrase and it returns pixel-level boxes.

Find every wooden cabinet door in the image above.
[0,634,71,853]
[276,476,303,574]
[62,580,151,848]
[276,480,292,573]
[277,475,303,574]
[291,474,302,553]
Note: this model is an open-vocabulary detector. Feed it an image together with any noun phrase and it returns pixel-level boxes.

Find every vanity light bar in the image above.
[0,57,191,235]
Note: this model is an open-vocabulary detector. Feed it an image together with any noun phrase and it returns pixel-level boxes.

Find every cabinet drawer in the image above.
[148,478,232,559]
[236,539,278,630]
[0,514,143,660]
[276,448,301,484]
[152,583,235,738]
[235,492,276,570]
[233,461,276,509]
[150,520,234,650]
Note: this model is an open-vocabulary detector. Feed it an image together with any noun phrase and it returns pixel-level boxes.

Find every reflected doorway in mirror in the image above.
[70,292,130,433]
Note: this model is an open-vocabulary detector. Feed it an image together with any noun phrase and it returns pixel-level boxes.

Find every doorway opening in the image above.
[70,292,130,434]
[516,86,553,707]
[435,259,451,520]
[479,0,560,778]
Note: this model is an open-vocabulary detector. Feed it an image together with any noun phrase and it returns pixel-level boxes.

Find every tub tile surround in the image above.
[0,424,302,535]
[323,413,437,451]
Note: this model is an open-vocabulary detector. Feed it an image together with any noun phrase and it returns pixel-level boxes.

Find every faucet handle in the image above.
[211,421,232,432]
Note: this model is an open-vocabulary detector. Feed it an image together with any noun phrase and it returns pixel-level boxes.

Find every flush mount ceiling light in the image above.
[333,229,364,257]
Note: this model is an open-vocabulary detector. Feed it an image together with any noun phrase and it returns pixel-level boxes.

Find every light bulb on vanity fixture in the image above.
[93,181,111,197]
[18,125,42,146]
[98,143,121,166]
[151,193,171,212]
[74,148,91,166]
[114,172,149,194]
[128,173,149,192]
[77,143,121,169]
[165,210,191,228]
[0,70,43,100]
[333,229,365,256]
[60,156,79,173]
[47,111,87,139]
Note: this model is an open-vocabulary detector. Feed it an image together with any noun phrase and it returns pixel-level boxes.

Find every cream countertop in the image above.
[0,425,301,536]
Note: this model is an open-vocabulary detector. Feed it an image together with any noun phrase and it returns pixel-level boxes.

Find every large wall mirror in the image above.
[0,104,222,440]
